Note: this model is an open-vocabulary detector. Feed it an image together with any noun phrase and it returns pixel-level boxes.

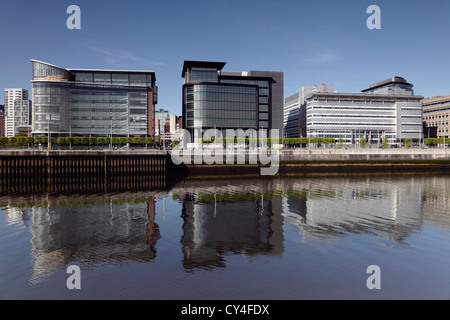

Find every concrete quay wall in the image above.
[280,149,450,161]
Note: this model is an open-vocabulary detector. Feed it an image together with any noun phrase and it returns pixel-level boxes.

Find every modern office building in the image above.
[31,60,157,138]
[154,108,169,135]
[422,95,450,138]
[181,60,283,142]
[284,84,335,138]
[4,88,32,137]
[305,77,423,145]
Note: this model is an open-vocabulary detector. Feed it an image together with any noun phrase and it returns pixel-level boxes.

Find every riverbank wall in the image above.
[169,149,450,178]
[1,149,450,194]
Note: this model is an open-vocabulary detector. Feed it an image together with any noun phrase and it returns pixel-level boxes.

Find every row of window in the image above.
[427,121,449,127]
[308,122,396,127]
[220,79,269,89]
[307,114,396,119]
[309,97,415,104]
[73,72,153,87]
[424,113,450,120]
[307,105,396,111]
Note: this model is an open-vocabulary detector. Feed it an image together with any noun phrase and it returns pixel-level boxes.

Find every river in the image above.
[1,174,450,300]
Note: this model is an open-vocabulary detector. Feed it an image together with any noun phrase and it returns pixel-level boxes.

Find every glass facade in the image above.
[31,60,156,137]
[32,82,71,133]
[221,78,270,128]
[181,61,282,142]
[184,84,258,129]
[188,68,219,83]
[74,71,153,87]
[32,61,70,81]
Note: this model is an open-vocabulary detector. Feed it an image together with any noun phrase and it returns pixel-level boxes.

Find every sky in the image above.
[1,0,450,116]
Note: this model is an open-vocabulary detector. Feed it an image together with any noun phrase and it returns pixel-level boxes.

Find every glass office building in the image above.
[31,60,157,138]
[181,61,283,142]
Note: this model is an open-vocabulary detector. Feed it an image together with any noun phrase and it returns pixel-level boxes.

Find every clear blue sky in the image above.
[1,0,450,116]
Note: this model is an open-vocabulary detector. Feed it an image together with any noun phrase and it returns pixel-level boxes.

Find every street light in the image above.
[46,114,51,151]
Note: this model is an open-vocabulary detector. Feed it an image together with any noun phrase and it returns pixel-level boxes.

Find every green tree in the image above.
[405,138,412,148]
[73,137,82,145]
[119,137,128,147]
[35,136,47,145]
[89,137,97,146]
[97,137,108,145]
[57,137,67,146]
[0,137,8,146]
[360,138,366,148]
[382,138,389,149]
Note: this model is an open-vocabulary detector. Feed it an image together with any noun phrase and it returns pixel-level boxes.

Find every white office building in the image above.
[305,77,423,145]
[4,88,31,137]
[284,84,335,138]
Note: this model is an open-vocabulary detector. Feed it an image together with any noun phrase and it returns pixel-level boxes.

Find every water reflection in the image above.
[1,175,450,281]
[1,194,161,284]
[169,176,429,246]
[179,193,284,271]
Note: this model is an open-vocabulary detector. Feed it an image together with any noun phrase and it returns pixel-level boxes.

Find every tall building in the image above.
[284,84,335,138]
[4,88,32,137]
[181,60,283,142]
[305,77,423,145]
[154,108,169,134]
[30,60,157,138]
[422,95,450,138]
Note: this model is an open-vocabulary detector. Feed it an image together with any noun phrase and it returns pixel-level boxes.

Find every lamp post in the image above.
[110,118,113,150]
[46,114,51,151]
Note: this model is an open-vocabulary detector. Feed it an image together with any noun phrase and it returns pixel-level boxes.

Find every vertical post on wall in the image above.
[47,114,51,153]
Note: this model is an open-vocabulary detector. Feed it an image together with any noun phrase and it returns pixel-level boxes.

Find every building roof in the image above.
[361,76,413,92]
[422,95,450,103]
[31,59,67,71]
[181,60,226,78]
[32,59,156,80]
[305,91,423,101]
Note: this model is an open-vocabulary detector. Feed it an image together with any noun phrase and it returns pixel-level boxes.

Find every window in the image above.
[94,72,111,84]
[112,73,129,85]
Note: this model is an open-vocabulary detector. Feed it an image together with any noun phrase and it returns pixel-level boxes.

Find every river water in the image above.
[1,174,450,300]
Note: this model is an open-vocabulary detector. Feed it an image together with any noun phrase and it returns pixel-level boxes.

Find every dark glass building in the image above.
[181,61,283,142]
[31,60,157,138]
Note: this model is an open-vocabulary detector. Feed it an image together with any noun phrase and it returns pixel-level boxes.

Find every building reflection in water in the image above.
[280,176,426,244]
[179,191,285,271]
[1,174,448,280]
[3,193,162,285]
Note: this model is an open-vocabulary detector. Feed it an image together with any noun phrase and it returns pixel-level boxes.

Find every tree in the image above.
[405,138,412,148]
[382,138,389,149]
[360,138,366,148]
[0,137,9,146]
[118,137,128,147]
[73,137,82,145]
[89,137,97,146]
[338,138,344,149]
[57,137,67,146]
